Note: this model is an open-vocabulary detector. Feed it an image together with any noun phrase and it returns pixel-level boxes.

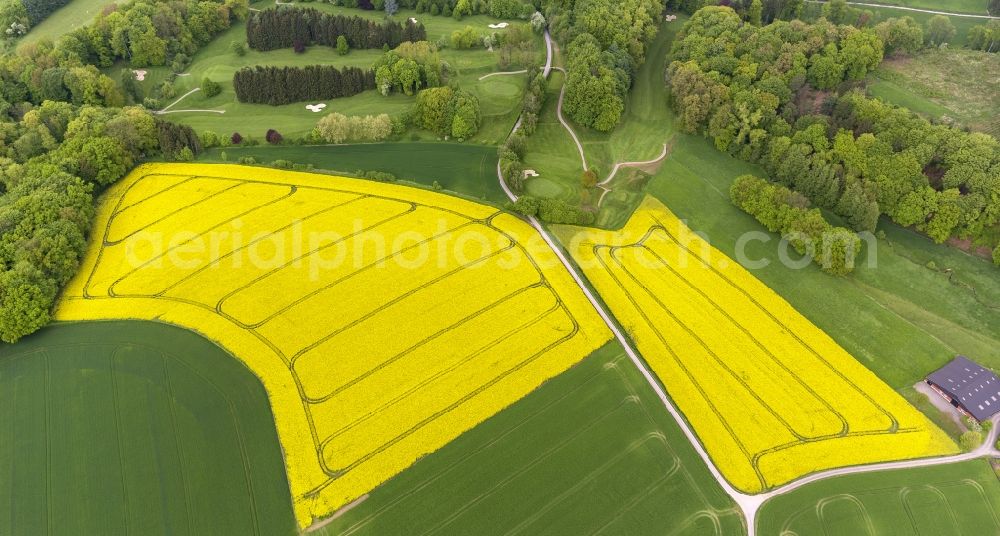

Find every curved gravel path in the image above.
[598,143,670,186]
[478,70,528,81]
[551,66,589,172]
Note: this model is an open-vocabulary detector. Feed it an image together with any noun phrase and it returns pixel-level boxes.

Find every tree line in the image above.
[731,175,862,275]
[0,103,200,343]
[668,7,1000,265]
[233,65,376,105]
[499,68,546,193]
[352,0,535,19]
[246,7,426,51]
[0,0,212,342]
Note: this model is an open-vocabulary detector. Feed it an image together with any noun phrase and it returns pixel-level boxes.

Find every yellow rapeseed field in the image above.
[57,163,610,527]
[554,196,957,493]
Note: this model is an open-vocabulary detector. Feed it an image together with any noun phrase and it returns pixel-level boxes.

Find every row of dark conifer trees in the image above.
[246,7,427,51]
[233,65,376,105]
[23,0,72,24]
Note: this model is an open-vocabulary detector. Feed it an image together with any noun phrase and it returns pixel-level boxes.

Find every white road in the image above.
[503,25,1000,536]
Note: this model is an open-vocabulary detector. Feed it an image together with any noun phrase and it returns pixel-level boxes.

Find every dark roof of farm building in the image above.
[926,356,1000,421]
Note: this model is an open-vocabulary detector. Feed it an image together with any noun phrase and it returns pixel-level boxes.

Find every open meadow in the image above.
[55,162,611,527]
[868,48,1000,137]
[0,321,295,535]
[554,197,958,493]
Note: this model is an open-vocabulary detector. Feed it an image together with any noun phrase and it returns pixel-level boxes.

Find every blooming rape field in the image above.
[56,163,611,528]
[553,196,957,493]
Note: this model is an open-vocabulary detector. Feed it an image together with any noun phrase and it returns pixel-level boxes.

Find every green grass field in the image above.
[836,0,991,15]
[140,2,539,143]
[316,342,746,535]
[198,141,506,202]
[17,0,113,46]
[645,133,1000,397]
[869,48,1000,136]
[0,321,295,535]
[757,460,1000,535]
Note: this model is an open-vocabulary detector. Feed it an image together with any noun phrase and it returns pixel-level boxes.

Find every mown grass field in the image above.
[554,197,956,493]
[644,133,1000,402]
[317,342,746,535]
[757,460,1000,535]
[199,142,507,203]
[57,162,611,527]
[0,321,295,535]
[142,1,540,143]
[869,48,1000,137]
[835,0,991,15]
[17,0,113,45]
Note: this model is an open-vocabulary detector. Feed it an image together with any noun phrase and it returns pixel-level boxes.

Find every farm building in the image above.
[926,356,1000,422]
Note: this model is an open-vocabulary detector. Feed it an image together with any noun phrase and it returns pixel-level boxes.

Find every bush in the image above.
[230,40,247,56]
[199,131,220,148]
[201,77,221,98]
[506,195,595,225]
[356,170,397,182]
[315,113,393,143]
[993,245,1000,267]
[337,35,349,55]
[238,156,257,165]
[271,159,294,169]
[450,26,478,49]
[158,81,176,100]
[959,430,983,451]
[171,53,190,73]
[176,147,194,162]
[231,132,244,145]
[265,129,283,144]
